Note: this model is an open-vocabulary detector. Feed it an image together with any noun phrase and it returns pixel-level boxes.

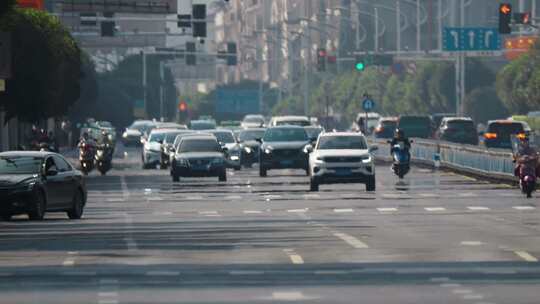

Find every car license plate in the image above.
[281,160,293,166]
[335,168,352,176]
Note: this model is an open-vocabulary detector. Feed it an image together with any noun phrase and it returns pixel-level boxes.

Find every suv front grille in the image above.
[324,156,362,163]
[273,149,301,158]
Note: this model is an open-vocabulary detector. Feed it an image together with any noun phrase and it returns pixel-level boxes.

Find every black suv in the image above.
[259,126,312,177]
[483,120,531,149]
[437,117,478,145]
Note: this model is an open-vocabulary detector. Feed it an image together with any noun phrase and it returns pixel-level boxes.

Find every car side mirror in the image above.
[386,140,392,144]
[222,147,229,153]
[46,168,58,176]
[255,138,262,143]
[170,147,175,153]
[158,140,163,144]
[368,146,379,153]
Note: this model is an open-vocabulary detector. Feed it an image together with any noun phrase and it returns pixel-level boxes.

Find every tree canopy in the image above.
[0,8,82,122]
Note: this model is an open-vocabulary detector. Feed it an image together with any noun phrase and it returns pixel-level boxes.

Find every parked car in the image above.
[241,114,266,129]
[397,115,433,138]
[269,116,311,127]
[374,117,398,139]
[0,151,87,221]
[170,135,227,182]
[437,117,478,145]
[209,129,242,170]
[259,126,312,177]
[309,132,377,192]
[237,128,266,167]
[483,120,531,149]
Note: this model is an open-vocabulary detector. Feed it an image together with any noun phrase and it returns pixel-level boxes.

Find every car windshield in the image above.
[305,128,323,139]
[263,128,307,142]
[447,120,474,130]
[275,120,310,126]
[165,132,189,144]
[399,117,431,127]
[244,117,264,123]
[212,132,235,144]
[179,139,221,153]
[317,136,367,150]
[0,156,42,174]
[239,130,266,141]
[191,122,216,130]
[148,133,166,143]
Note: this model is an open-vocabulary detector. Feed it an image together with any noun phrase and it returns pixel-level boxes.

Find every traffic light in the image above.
[355,55,366,71]
[227,42,237,66]
[514,12,531,25]
[178,101,188,122]
[317,48,327,71]
[186,42,196,65]
[499,3,512,34]
[192,4,206,38]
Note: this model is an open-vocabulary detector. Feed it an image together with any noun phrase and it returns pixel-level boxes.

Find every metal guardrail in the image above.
[370,138,516,178]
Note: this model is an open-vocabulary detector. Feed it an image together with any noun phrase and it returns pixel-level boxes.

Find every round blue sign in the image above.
[362,98,375,111]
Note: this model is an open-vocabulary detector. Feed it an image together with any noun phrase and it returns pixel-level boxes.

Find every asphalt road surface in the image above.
[1,145,540,303]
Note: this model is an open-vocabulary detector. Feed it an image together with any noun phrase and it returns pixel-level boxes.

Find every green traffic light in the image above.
[355,62,365,71]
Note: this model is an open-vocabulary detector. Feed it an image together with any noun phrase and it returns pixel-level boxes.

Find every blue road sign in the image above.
[216,89,260,114]
[443,27,501,51]
[362,98,375,111]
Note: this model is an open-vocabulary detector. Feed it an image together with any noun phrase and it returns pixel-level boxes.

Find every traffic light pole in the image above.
[142,50,148,119]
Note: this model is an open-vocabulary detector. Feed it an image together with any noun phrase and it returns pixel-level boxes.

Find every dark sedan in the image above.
[259,126,312,177]
[0,151,87,221]
[170,135,227,182]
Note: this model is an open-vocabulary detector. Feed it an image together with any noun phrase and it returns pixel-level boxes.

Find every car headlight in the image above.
[264,147,273,154]
[361,155,372,163]
[97,150,104,157]
[244,146,252,154]
[122,132,128,138]
[230,155,240,161]
[303,144,313,154]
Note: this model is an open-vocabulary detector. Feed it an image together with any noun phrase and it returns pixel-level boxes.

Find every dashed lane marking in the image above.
[98,292,119,297]
[287,208,308,213]
[440,283,461,288]
[463,295,484,300]
[225,195,243,200]
[98,300,118,304]
[271,292,308,301]
[106,198,124,202]
[452,289,473,294]
[289,254,304,264]
[185,196,203,200]
[303,194,320,199]
[419,193,440,198]
[467,206,490,211]
[146,197,163,201]
[460,241,484,246]
[153,211,173,216]
[62,259,75,267]
[377,207,398,212]
[333,232,369,249]
[243,210,263,214]
[459,193,477,197]
[199,211,219,215]
[333,208,354,213]
[229,270,265,275]
[513,206,536,211]
[120,175,130,200]
[514,250,539,262]
[425,207,446,212]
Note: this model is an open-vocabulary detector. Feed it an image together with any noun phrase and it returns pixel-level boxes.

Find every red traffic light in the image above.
[178,101,188,112]
[318,49,327,57]
[500,3,511,15]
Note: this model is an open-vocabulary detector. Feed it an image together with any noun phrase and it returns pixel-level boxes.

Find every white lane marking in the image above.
[377,207,398,212]
[199,211,218,215]
[99,279,118,284]
[98,300,118,304]
[145,271,180,276]
[333,208,354,213]
[271,292,307,301]
[186,196,203,200]
[382,193,402,199]
[123,213,138,251]
[459,192,477,197]
[243,210,263,214]
[419,193,439,198]
[107,198,124,202]
[68,251,78,255]
[333,232,369,249]
[144,188,152,193]
[225,195,243,200]
[289,254,304,264]
[120,175,130,199]
[460,241,484,246]
[467,206,490,211]
[146,197,163,201]
[62,259,75,267]
[98,292,119,297]
[463,294,484,300]
[452,289,473,294]
[514,250,539,262]
[425,207,446,212]
[513,206,536,211]
[287,208,308,213]
[303,194,320,199]
[153,211,173,216]
[264,195,282,199]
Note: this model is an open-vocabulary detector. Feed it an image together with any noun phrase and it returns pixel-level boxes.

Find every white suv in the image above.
[309,132,377,192]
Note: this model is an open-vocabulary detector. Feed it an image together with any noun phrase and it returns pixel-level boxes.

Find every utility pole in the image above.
[437,0,442,51]
[416,0,421,52]
[142,50,147,119]
[396,0,401,54]
[374,7,379,52]
[159,61,164,122]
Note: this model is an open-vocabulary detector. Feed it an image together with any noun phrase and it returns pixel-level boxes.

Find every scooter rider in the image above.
[79,132,97,150]
[514,135,540,177]
[98,131,114,155]
[390,129,411,157]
